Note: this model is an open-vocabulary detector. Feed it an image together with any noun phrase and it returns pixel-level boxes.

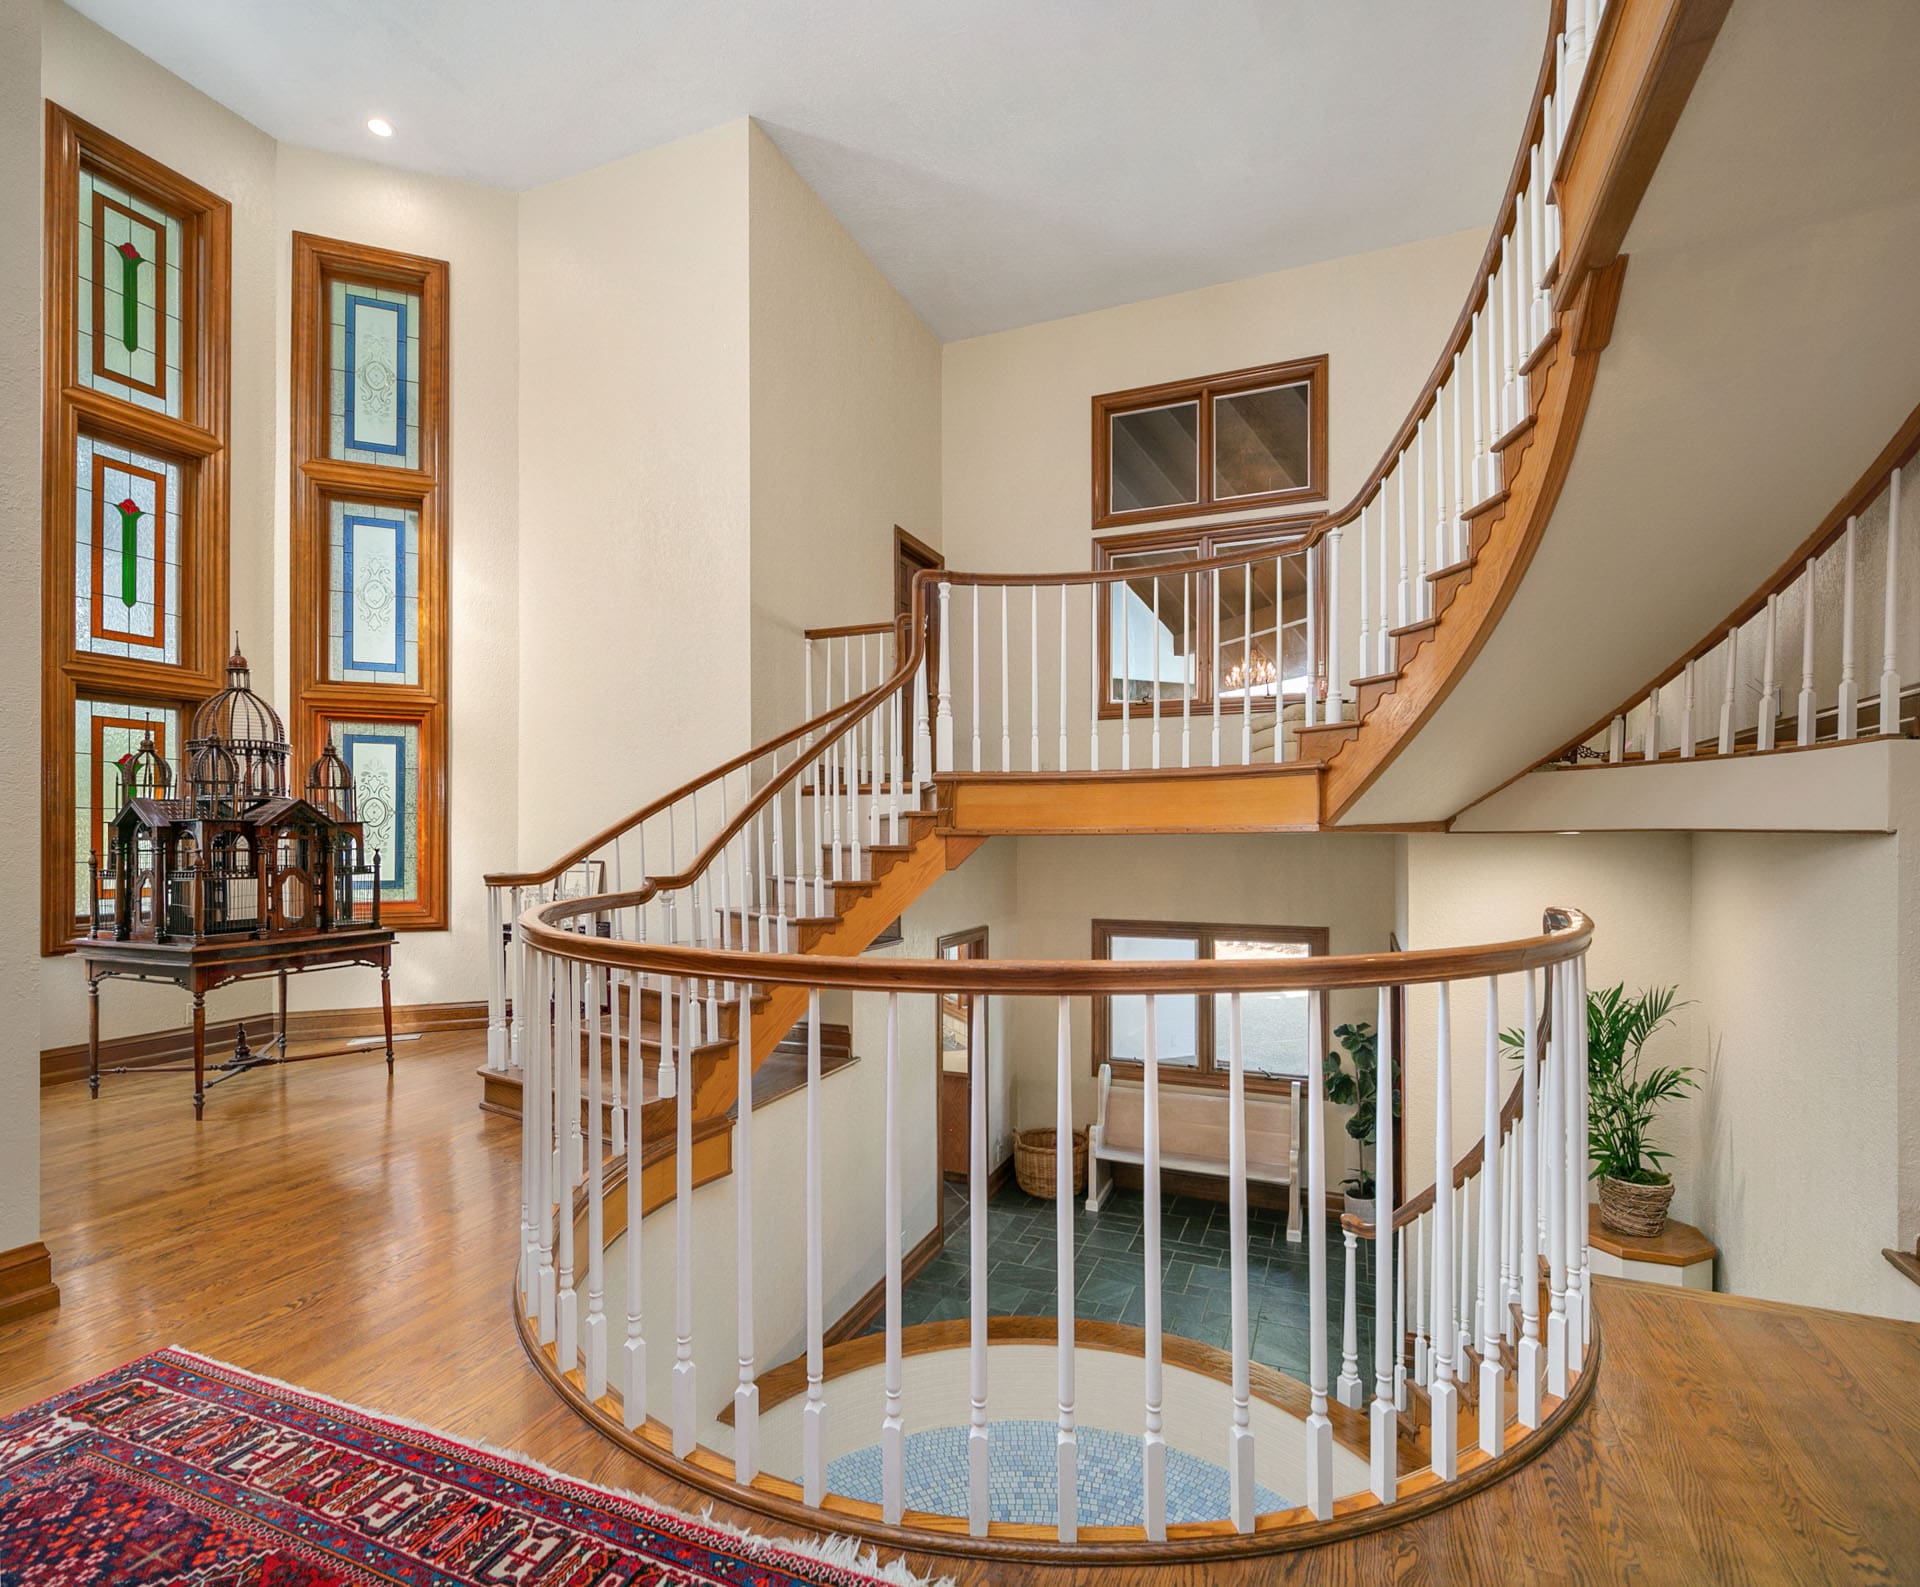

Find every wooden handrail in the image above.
[1539,396,1920,768]
[802,621,897,641]
[520,897,1591,996]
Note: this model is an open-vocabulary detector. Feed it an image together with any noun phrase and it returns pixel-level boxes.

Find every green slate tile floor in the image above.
[867,1181,1377,1386]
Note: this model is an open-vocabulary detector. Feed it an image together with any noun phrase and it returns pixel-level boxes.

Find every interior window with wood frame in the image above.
[289,233,449,929]
[41,105,232,955]
[1091,920,1328,1091]
[1092,356,1327,529]
[1094,522,1318,718]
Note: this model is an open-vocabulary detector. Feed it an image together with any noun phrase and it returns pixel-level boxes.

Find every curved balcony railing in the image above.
[511,900,1596,1557]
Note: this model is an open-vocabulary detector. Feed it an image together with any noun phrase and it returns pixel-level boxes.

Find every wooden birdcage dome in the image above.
[118,732,172,804]
[188,642,289,799]
[306,737,357,824]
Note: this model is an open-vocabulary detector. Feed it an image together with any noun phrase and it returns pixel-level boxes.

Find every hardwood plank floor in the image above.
[6,1032,1917,1583]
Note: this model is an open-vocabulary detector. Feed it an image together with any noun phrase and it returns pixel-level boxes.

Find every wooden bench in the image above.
[1086,1061,1302,1242]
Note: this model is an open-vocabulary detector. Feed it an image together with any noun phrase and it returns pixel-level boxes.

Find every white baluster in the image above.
[1030,585,1042,771]
[1142,994,1167,1539]
[967,987,990,1535]
[1211,564,1223,767]
[1718,628,1739,754]
[732,978,759,1480]
[1451,350,1467,561]
[585,964,608,1401]
[1227,992,1255,1533]
[1370,983,1397,1501]
[881,992,904,1521]
[1000,584,1011,773]
[1883,471,1903,735]
[1357,502,1372,698]
[1377,490,1392,676]
[1297,550,1313,748]
[1304,989,1333,1517]
[1840,516,1860,740]
[1565,957,1588,1372]
[555,958,579,1372]
[1055,995,1078,1540]
[623,968,646,1427]
[1429,982,1458,1480]
[1122,577,1133,772]
[1578,952,1594,1352]
[1181,572,1193,766]
[1413,1208,1428,1387]
[1396,460,1410,630]
[1529,143,1547,342]
[1415,418,1429,615]
[1470,309,1487,504]
[1607,714,1624,764]
[672,979,697,1456]
[914,627,932,788]
[1286,1077,1303,1244]
[936,579,954,773]
[1546,961,1570,1397]
[1457,1178,1473,1383]
[1241,563,1252,766]
[1327,526,1344,723]
[1057,584,1069,772]
[1644,685,1660,761]
[535,952,557,1343]
[1758,593,1780,752]
[1797,558,1818,745]
[1395,1225,1408,1412]
[1337,1227,1362,1409]
[1479,977,1505,1455]
[487,886,507,1071]
[1089,583,1102,773]
[803,989,826,1501]
[1681,661,1697,759]
[1150,575,1163,770]
[1432,394,1449,585]
[804,634,814,722]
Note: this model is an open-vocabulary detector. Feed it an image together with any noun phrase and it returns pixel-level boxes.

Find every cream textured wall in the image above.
[745,125,941,746]
[939,229,1482,769]
[270,146,520,1014]
[0,0,42,1254]
[39,1,280,1050]
[515,123,753,868]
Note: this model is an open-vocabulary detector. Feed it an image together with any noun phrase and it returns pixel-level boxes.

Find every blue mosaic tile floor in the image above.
[868,1182,1377,1384]
[827,1419,1287,1526]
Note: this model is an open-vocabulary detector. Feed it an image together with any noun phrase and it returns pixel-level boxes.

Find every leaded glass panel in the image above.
[335,721,420,903]
[77,167,184,418]
[327,501,420,685]
[75,434,181,664]
[74,698,179,911]
[328,280,421,470]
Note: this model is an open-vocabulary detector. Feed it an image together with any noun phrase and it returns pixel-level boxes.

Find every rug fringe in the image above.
[161,1347,952,1587]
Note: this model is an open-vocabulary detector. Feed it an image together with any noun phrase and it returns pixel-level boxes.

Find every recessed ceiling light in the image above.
[367,117,394,138]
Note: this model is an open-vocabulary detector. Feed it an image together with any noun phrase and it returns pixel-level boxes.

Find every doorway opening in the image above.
[937,926,987,1183]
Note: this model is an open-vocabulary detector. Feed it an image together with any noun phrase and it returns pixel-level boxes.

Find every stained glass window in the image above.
[329,280,421,470]
[74,698,179,909]
[327,501,420,685]
[75,434,181,664]
[334,721,420,903]
[77,167,184,419]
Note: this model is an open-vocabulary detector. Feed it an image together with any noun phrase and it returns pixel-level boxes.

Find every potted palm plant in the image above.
[1323,1021,1399,1223]
[1504,982,1696,1237]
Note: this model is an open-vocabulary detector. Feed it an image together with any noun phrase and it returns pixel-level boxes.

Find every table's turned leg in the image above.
[192,991,207,1120]
[381,955,395,1073]
[87,975,101,1100]
[277,969,289,1057]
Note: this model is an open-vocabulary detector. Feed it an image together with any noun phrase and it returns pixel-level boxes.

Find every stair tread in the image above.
[1388,616,1440,639]
[1425,556,1475,582]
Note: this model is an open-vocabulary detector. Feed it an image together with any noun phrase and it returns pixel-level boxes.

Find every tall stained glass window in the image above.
[293,234,448,928]
[43,106,231,953]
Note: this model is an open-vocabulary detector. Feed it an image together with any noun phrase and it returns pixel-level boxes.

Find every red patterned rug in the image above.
[0,1348,934,1585]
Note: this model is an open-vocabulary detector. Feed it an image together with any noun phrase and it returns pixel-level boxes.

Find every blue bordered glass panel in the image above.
[74,698,180,910]
[336,722,420,903]
[75,433,182,665]
[77,168,184,419]
[327,500,419,686]
[329,280,421,469]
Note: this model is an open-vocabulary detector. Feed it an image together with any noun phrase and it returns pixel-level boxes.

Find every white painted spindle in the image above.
[1370,982,1397,1502]
[1142,994,1167,1538]
[803,988,825,1500]
[1055,995,1078,1540]
[1227,991,1255,1532]
[881,992,904,1521]
[967,986,990,1535]
[1840,516,1859,740]
[1429,981,1458,1479]
[1304,988,1334,1517]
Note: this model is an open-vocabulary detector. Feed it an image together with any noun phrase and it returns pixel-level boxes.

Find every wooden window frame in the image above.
[1089,918,1330,1096]
[41,105,232,955]
[1092,517,1321,721]
[289,233,449,929]
[1092,355,1328,530]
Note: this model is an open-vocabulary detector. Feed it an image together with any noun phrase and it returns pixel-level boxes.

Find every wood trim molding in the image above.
[1092,356,1330,529]
[0,1242,59,1325]
[42,1000,485,1086]
[288,232,451,930]
[42,103,233,956]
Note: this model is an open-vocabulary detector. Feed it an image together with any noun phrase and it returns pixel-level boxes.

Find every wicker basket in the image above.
[1598,1174,1676,1237]
[1014,1128,1088,1199]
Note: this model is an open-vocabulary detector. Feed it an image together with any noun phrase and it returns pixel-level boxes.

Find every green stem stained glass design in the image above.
[116,241,142,352]
[112,498,143,606]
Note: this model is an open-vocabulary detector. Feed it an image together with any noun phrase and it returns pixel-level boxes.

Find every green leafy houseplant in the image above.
[1323,1021,1400,1203]
[1503,982,1696,1236]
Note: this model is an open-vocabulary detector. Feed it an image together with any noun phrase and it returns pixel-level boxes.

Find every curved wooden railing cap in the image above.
[521,894,1591,996]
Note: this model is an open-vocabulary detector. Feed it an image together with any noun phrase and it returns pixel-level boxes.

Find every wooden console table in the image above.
[75,927,397,1119]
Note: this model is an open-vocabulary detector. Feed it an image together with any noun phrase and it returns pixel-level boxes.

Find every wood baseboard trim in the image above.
[41,1000,486,1087]
[0,1241,58,1324]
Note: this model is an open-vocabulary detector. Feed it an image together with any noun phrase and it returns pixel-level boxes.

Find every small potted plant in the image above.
[1323,1021,1399,1223]
[1504,982,1696,1237]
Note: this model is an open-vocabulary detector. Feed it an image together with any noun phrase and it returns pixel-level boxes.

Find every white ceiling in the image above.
[69,0,1541,340]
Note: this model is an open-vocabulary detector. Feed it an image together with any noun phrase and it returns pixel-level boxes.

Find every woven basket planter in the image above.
[1014,1128,1088,1199]
[1598,1174,1675,1237]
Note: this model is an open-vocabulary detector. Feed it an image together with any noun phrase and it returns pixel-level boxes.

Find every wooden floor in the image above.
[8,1032,1919,1584]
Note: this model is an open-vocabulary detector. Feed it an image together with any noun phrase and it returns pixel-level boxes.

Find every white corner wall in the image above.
[1,0,42,1256]
[515,123,754,869]
[746,124,942,745]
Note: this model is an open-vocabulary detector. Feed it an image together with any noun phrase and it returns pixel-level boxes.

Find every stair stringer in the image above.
[1318,258,1628,826]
